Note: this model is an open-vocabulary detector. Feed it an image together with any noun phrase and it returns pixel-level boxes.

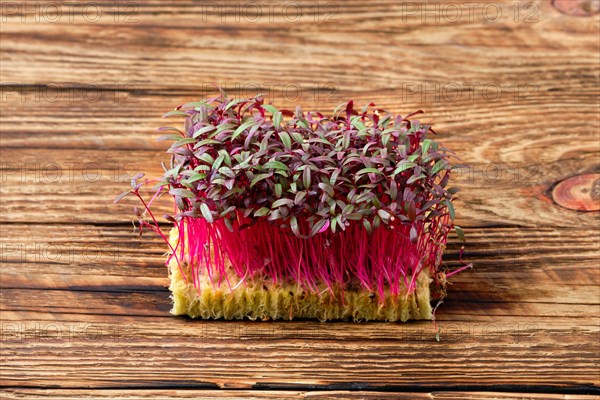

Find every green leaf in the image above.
[264,160,289,171]
[193,125,216,138]
[373,215,381,229]
[222,187,243,199]
[223,217,234,232]
[296,120,309,129]
[114,190,131,204]
[218,166,235,178]
[290,215,300,236]
[225,98,243,111]
[212,154,225,171]
[232,119,255,140]
[215,123,237,134]
[294,191,306,204]
[392,162,415,176]
[169,188,195,198]
[303,167,311,189]
[250,173,272,188]
[290,132,304,144]
[406,173,425,184]
[198,153,214,164]
[274,169,289,178]
[182,172,205,184]
[447,187,461,195]
[356,167,382,176]
[445,199,455,220]
[342,132,351,149]
[318,182,335,197]
[342,204,354,215]
[389,180,398,200]
[378,115,391,128]
[182,101,210,109]
[220,206,236,217]
[410,225,417,243]
[272,198,294,208]
[455,225,465,242]
[194,139,221,148]
[274,183,282,198]
[211,178,227,186]
[410,121,421,133]
[170,138,197,150]
[346,213,362,221]
[262,104,279,115]
[308,137,333,146]
[152,179,168,190]
[350,116,366,130]
[381,133,391,147]
[334,214,346,231]
[200,203,214,223]
[422,139,432,155]
[372,194,383,208]
[263,104,282,127]
[218,149,232,167]
[156,134,181,142]
[330,168,341,185]
[180,180,195,190]
[431,160,447,175]
[354,191,374,204]
[273,111,282,128]
[332,102,347,119]
[254,207,270,217]
[158,126,184,134]
[278,131,292,149]
[377,209,391,221]
[163,110,188,118]
[310,219,328,236]
[363,219,372,234]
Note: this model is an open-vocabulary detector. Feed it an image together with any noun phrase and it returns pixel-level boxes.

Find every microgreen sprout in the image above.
[116,93,469,301]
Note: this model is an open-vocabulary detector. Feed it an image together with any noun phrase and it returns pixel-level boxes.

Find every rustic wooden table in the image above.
[1,1,599,399]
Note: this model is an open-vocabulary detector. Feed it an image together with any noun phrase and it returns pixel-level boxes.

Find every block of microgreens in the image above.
[116,93,471,322]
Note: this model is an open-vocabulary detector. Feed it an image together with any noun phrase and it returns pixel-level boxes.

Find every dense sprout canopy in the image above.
[115,93,471,298]
[152,94,460,240]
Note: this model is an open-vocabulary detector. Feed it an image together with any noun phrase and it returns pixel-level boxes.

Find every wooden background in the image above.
[1,0,599,398]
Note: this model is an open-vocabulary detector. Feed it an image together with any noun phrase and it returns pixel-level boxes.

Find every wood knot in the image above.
[552,0,600,17]
[552,173,600,211]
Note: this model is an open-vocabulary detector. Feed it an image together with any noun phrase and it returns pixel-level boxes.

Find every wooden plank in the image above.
[0,310,598,389]
[0,223,598,389]
[0,389,598,399]
[1,1,598,91]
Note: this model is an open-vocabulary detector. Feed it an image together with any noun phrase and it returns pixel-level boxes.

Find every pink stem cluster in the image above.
[173,213,450,302]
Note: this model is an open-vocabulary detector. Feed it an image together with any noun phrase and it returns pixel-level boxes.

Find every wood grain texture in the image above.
[1,389,599,400]
[1,0,599,398]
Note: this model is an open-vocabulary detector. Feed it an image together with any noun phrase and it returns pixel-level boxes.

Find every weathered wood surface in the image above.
[1,0,599,398]
[1,390,599,400]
